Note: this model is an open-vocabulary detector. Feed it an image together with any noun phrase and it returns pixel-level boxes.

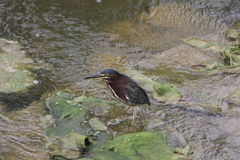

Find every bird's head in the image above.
[84,69,123,81]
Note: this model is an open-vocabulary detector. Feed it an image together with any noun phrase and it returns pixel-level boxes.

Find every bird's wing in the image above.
[125,78,150,106]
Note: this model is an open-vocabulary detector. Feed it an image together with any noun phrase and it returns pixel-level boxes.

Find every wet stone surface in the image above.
[0,38,38,94]
[88,132,175,160]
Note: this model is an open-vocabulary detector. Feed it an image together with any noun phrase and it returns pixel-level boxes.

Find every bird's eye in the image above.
[100,73,109,77]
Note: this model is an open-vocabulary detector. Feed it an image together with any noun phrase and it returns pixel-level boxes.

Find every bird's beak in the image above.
[83,73,101,79]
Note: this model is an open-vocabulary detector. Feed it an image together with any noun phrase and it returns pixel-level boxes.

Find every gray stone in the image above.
[226,29,239,41]
[89,117,107,131]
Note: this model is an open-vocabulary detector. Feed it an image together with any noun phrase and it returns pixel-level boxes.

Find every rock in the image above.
[45,91,91,139]
[80,97,116,116]
[59,132,94,150]
[185,38,228,54]
[226,29,239,41]
[0,70,36,94]
[175,145,193,156]
[89,117,107,131]
[224,88,240,106]
[202,60,220,70]
[46,141,81,160]
[185,38,211,48]
[107,118,124,126]
[39,114,55,129]
[178,101,222,115]
[154,83,182,104]
[167,131,187,148]
[46,132,94,160]
[0,38,39,106]
[88,132,175,160]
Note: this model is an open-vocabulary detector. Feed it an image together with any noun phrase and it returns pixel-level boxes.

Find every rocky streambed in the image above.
[1,2,240,160]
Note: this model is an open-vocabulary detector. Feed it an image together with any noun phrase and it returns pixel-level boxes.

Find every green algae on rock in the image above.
[45,91,90,138]
[0,38,38,94]
[89,132,175,160]
[154,83,182,104]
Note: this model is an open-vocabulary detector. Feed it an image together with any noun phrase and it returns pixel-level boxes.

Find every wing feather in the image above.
[125,77,150,106]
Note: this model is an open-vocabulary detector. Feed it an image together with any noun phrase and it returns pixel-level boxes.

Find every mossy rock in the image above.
[89,132,175,160]
[45,91,90,138]
[154,83,182,104]
[0,39,37,94]
[79,97,119,116]
[0,70,36,93]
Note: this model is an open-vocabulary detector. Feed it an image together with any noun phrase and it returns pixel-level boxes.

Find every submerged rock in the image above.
[175,145,193,157]
[0,38,38,94]
[224,88,240,106]
[185,38,226,54]
[45,91,91,139]
[88,132,175,160]
[185,38,211,48]
[178,101,222,115]
[89,117,108,131]
[154,83,182,104]
[0,38,40,108]
[79,96,117,116]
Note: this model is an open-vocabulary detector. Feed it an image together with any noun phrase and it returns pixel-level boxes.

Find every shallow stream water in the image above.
[1,0,240,159]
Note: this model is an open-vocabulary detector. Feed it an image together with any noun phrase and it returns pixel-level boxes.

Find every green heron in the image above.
[84,69,150,125]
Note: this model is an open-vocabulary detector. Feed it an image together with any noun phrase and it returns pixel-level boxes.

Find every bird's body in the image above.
[84,69,150,124]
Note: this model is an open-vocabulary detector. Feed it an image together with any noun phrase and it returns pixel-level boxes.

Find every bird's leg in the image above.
[122,106,131,116]
[131,107,137,125]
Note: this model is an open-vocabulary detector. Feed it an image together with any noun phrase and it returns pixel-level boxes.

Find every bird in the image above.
[84,69,150,125]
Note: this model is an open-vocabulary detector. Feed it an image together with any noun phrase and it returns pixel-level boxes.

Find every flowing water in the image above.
[0,0,240,159]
